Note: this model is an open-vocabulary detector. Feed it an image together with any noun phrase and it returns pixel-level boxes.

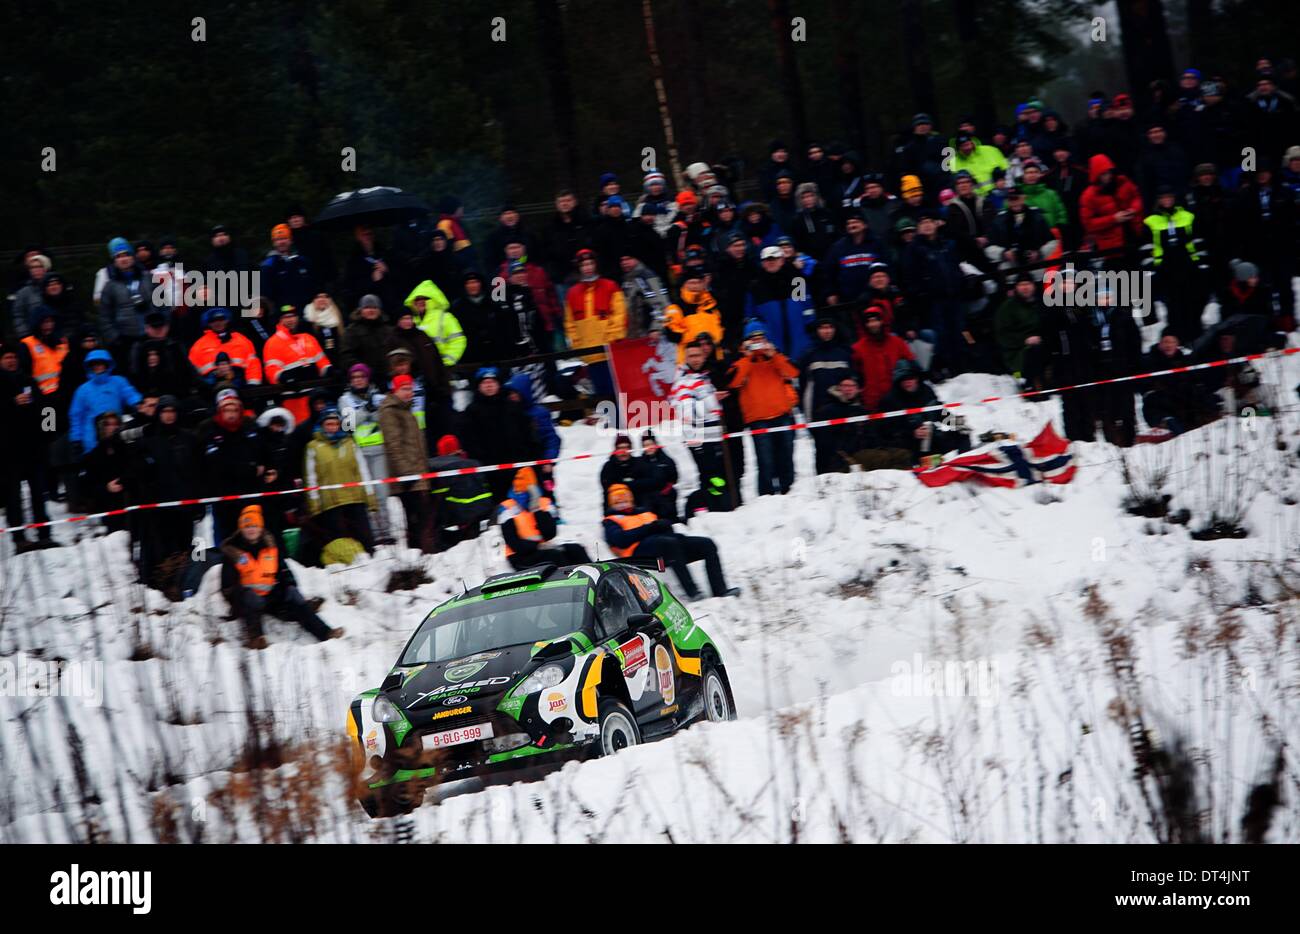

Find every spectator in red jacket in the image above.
[1078,154,1144,254]
[851,308,915,410]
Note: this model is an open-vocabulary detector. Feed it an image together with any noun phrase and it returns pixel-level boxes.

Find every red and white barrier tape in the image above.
[2,345,1294,535]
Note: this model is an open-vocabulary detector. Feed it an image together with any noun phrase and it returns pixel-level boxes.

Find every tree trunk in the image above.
[533,0,582,190]
[1115,0,1177,97]
[767,0,809,151]
[831,0,867,155]
[641,0,684,187]
[952,0,996,135]
[900,0,937,118]
[1185,0,1215,73]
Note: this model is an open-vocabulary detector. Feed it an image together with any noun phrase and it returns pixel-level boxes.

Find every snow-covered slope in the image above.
[3,363,1299,843]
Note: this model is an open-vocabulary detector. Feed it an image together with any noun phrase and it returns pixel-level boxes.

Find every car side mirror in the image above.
[627,613,662,635]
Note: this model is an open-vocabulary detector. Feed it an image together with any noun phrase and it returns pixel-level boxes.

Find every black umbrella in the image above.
[315,186,431,229]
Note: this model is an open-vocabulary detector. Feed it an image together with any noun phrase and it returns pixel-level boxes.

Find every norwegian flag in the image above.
[916,423,1076,488]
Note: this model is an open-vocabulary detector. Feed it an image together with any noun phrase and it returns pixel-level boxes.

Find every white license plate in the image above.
[422,723,494,750]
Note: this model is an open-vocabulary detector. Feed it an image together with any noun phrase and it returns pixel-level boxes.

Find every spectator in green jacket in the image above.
[993,273,1045,381]
[1020,159,1069,231]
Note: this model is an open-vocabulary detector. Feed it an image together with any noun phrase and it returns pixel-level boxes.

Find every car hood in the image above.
[391,644,540,718]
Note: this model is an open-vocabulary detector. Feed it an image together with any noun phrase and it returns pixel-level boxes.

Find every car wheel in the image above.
[360,784,422,819]
[597,697,641,756]
[701,661,736,722]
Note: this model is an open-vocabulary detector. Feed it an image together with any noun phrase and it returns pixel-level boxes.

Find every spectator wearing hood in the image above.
[260,223,317,314]
[304,406,377,556]
[412,228,464,303]
[67,349,141,458]
[203,224,252,275]
[745,247,815,360]
[402,279,463,366]
[851,304,915,412]
[455,366,539,502]
[1079,154,1144,254]
[20,306,68,400]
[664,266,724,360]
[876,359,968,462]
[499,467,590,571]
[505,370,560,499]
[221,504,341,649]
[190,307,264,386]
[0,342,54,550]
[739,201,783,252]
[340,293,395,378]
[789,182,840,268]
[304,291,345,366]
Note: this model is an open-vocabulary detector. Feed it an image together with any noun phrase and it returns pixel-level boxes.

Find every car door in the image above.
[595,571,668,720]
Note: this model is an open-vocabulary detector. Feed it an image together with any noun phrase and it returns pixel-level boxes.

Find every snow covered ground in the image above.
[3,343,1300,843]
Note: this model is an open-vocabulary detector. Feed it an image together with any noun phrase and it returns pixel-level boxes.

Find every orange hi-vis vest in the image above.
[603,511,660,557]
[21,335,68,395]
[189,330,264,383]
[499,496,553,557]
[235,544,279,594]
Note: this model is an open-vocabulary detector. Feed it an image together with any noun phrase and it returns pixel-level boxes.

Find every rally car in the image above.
[346,560,737,817]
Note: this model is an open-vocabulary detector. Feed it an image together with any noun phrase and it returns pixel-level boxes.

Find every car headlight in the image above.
[372,694,403,723]
[513,665,564,697]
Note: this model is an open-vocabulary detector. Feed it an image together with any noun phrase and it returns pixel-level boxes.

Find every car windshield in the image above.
[399,584,589,666]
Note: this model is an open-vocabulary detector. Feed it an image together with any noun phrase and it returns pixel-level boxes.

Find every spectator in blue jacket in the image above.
[68,349,141,456]
[822,208,887,308]
[505,370,560,499]
[259,223,316,313]
[744,246,816,359]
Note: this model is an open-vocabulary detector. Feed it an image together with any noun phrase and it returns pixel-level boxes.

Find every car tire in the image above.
[597,697,641,756]
[701,660,736,722]
[360,784,422,819]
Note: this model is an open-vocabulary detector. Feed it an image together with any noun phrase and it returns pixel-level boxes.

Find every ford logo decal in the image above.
[443,695,469,706]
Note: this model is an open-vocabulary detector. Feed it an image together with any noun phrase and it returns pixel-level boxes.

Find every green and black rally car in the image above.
[347,560,737,817]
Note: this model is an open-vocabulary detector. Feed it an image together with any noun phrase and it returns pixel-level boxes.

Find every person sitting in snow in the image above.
[498,467,591,570]
[220,504,343,650]
[602,483,738,601]
[876,358,970,464]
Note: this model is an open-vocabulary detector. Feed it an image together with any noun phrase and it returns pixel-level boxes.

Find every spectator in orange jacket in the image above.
[189,307,263,385]
[851,308,915,409]
[1078,154,1144,254]
[564,248,627,396]
[730,320,799,495]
